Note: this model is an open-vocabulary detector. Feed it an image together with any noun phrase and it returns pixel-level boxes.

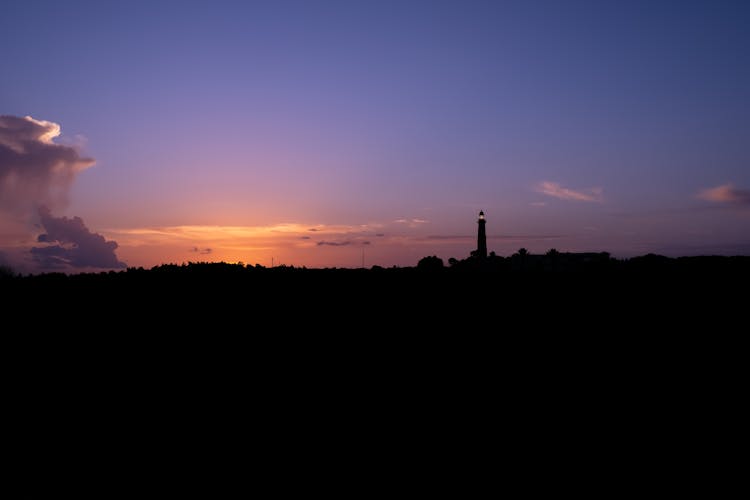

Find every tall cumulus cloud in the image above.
[0,115,125,270]
[0,115,94,212]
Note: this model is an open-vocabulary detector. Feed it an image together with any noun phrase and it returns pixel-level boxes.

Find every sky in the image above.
[1,0,749,271]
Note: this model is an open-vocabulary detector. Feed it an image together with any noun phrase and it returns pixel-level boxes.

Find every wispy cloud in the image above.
[394,218,430,228]
[189,247,212,254]
[535,181,603,202]
[317,241,351,246]
[697,184,750,205]
[317,239,372,247]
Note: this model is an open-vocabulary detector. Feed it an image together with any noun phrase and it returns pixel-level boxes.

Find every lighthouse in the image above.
[477,211,487,259]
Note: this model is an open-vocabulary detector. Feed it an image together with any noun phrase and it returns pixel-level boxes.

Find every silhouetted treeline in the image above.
[4,250,749,282]
[4,252,748,320]
[428,249,750,275]
[3,251,749,291]
[4,252,745,417]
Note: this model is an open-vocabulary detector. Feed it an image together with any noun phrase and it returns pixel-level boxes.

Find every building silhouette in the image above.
[477,211,487,259]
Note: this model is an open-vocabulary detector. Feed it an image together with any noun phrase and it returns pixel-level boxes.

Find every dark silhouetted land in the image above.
[4,250,745,442]
[4,251,748,329]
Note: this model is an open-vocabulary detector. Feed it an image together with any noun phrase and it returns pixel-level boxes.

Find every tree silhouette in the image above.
[0,265,14,279]
[417,255,444,270]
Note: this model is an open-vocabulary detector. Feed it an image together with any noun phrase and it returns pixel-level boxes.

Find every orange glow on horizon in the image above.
[102,222,421,268]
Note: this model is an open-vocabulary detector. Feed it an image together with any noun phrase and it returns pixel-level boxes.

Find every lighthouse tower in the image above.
[477,211,487,259]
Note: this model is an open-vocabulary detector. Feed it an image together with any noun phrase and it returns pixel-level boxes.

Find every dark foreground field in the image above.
[3,255,744,472]
[5,255,745,390]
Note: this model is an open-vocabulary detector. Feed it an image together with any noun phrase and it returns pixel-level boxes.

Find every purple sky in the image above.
[2,1,749,269]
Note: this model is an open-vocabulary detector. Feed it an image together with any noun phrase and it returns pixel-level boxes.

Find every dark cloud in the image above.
[190,247,212,254]
[31,206,126,269]
[376,233,385,237]
[317,240,372,247]
[317,241,351,246]
[0,115,94,213]
[308,228,320,232]
[300,236,311,240]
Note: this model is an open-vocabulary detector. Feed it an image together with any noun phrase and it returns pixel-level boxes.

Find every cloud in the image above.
[395,218,429,224]
[189,247,212,254]
[394,218,430,228]
[535,181,603,202]
[697,184,750,205]
[316,239,373,247]
[317,241,352,246]
[0,115,94,213]
[31,206,126,269]
[0,115,126,271]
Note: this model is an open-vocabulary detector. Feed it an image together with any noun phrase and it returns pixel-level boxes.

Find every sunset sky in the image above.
[2,0,749,271]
